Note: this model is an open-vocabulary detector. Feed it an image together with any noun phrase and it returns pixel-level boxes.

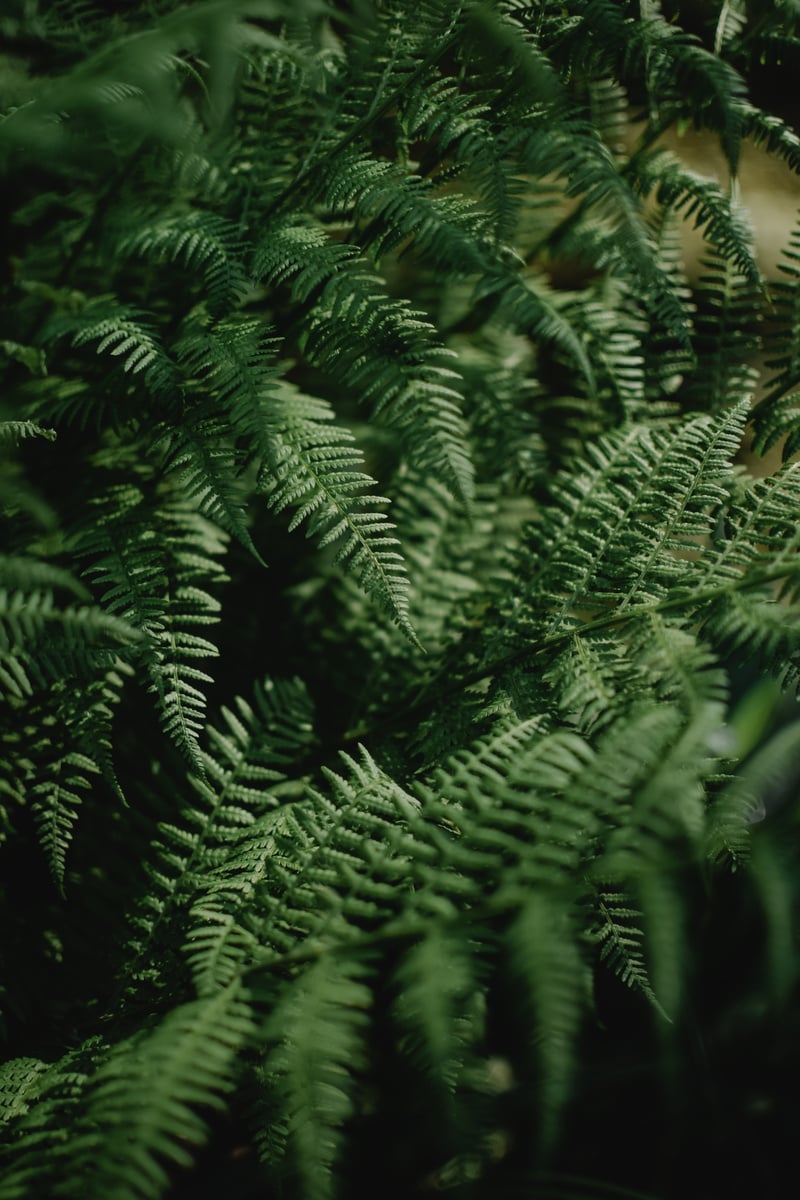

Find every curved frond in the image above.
[259,382,415,637]
[253,220,475,508]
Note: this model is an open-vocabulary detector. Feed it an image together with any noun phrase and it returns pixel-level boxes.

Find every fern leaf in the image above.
[393,927,480,1094]
[258,956,372,1200]
[74,484,227,768]
[0,1046,99,1200]
[31,751,98,894]
[120,212,248,315]
[73,983,254,1200]
[0,419,55,445]
[44,300,177,399]
[706,721,800,867]
[588,888,662,1012]
[752,219,800,457]
[126,676,315,997]
[260,382,415,637]
[508,896,589,1153]
[0,587,140,663]
[150,403,263,564]
[633,151,759,286]
[477,269,597,393]
[502,404,748,647]
[253,220,475,507]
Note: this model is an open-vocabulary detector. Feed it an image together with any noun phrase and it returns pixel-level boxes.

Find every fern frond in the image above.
[691,463,800,671]
[0,556,88,602]
[393,926,480,1094]
[635,869,685,1024]
[409,80,524,243]
[31,750,98,894]
[476,269,597,393]
[125,676,315,998]
[588,887,661,1011]
[253,220,475,508]
[0,1058,50,1127]
[259,382,415,637]
[257,956,372,1200]
[120,212,248,315]
[685,251,761,414]
[707,720,800,867]
[251,746,418,960]
[633,150,760,286]
[72,983,254,1200]
[0,1044,100,1200]
[509,896,588,1152]
[74,483,227,768]
[714,0,748,54]
[150,403,262,563]
[43,300,177,398]
[313,148,490,274]
[752,219,800,457]
[0,419,55,446]
[554,1,748,169]
[0,586,140,666]
[741,105,800,176]
[501,404,748,649]
[173,315,281,454]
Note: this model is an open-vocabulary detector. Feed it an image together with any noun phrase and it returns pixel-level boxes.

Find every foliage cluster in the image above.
[1,1,800,1197]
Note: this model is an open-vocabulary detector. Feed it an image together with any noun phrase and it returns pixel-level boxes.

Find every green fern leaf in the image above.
[120,212,248,315]
[74,484,227,768]
[259,382,415,638]
[508,896,589,1152]
[253,220,475,508]
[258,956,372,1200]
[73,984,254,1200]
[588,887,663,1012]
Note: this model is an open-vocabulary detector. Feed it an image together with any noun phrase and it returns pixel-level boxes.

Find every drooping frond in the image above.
[508,896,588,1152]
[252,220,475,508]
[552,0,749,170]
[0,419,55,446]
[632,150,760,286]
[256,957,373,1200]
[27,671,128,889]
[120,212,248,316]
[148,402,261,564]
[72,984,253,1200]
[43,299,178,407]
[752,218,800,458]
[4,2,800,1197]
[73,482,227,769]
[588,887,662,1011]
[124,676,315,998]
[258,381,415,637]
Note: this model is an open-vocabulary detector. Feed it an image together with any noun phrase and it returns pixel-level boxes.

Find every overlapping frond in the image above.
[252,220,475,508]
[256,958,372,1200]
[74,482,227,768]
[72,984,253,1200]
[125,676,315,998]
[3,2,800,1197]
[120,212,248,316]
[259,382,415,637]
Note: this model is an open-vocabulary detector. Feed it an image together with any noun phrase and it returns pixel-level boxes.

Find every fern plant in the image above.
[1,2,800,1198]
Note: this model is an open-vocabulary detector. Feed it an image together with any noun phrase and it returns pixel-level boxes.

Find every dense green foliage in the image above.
[2,1,800,1196]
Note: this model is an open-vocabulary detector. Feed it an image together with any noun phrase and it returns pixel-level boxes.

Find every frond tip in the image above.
[260,383,417,639]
